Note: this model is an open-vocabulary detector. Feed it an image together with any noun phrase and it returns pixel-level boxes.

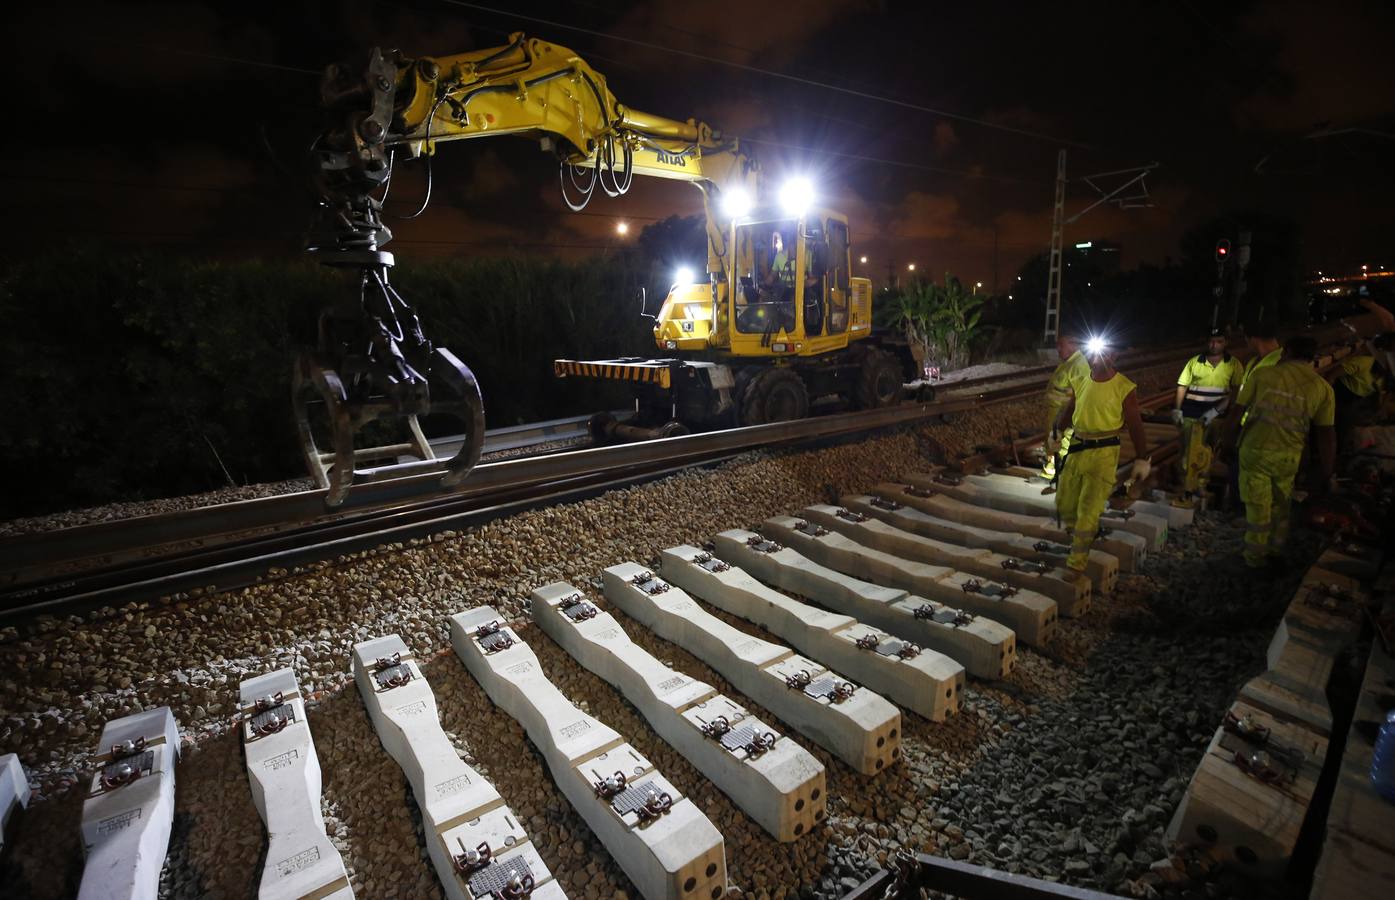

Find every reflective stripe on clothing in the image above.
[1236,360,1336,456]
[1177,354,1243,405]
[1238,444,1298,566]
[1070,372,1137,435]
[1055,443,1118,571]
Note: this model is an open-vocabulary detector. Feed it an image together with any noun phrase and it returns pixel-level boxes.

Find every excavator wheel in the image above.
[740,367,810,426]
[853,348,904,410]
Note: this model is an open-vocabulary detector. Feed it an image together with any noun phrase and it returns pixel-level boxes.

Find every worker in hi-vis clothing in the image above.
[1237,325,1283,423]
[1170,329,1243,507]
[1041,333,1090,480]
[1048,338,1152,573]
[1224,335,1336,569]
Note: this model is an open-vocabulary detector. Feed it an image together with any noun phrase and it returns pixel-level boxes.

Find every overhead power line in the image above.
[433,0,1091,149]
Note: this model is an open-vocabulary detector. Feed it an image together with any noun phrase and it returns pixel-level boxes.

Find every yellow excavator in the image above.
[301,33,907,504]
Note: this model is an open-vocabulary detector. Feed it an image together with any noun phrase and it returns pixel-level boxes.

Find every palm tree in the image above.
[878,274,985,371]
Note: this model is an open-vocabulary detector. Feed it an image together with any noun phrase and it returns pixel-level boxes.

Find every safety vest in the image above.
[1338,355,1377,397]
[1239,347,1282,424]
[1177,353,1243,415]
[1071,371,1137,436]
[1237,360,1336,456]
[1045,350,1090,408]
[772,250,795,287]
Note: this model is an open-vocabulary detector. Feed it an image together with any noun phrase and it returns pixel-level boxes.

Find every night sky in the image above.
[7,0,1395,287]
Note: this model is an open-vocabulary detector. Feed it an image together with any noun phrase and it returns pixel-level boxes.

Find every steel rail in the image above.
[0,364,1115,621]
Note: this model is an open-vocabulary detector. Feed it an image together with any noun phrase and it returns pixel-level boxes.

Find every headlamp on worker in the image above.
[1084,335,1110,358]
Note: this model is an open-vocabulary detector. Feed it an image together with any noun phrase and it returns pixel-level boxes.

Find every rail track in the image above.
[0,331,1369,624]
[0,317,1386,900]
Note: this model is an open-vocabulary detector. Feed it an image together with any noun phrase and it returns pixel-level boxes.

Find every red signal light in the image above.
[1215,239,1231,262]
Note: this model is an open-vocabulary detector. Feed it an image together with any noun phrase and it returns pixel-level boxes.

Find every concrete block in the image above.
[1324,636,1395,857]
[1315,543,1382,581]
[238,668,352,900]
[965,470,1170,549]
[1,753,30,856]
[799,503,1091,617]
[450,608,726,900]
[897,474,1146,572]
[1309,830,1395,900]
[993,465,1194,528]
[713,529,1015,681]
[77,707,180,900]
[1166,699,1327,878]
[600,564,902,777]
[531,582,826,841]
[352,635,564,900]
[760,515,1058,646]
[660,545,965,722]
[860,484,1121,588]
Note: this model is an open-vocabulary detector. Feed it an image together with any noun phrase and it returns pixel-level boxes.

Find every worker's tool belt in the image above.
[1066,436,1121,455]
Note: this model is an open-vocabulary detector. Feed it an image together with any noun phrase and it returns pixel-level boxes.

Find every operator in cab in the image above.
[1048,337,1152,574]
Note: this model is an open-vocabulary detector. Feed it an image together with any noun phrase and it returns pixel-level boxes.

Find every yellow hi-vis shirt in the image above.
[1239,347,1282,424]
[1237,360,1336,457]
[1177,353,1243,413]
[1071,371,1137,436]
[1045,350,1090,407]
[1338,355,1377,397]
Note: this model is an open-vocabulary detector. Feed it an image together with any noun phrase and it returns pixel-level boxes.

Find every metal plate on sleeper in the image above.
[698,557,728,572]
[610,779,664,816]
[875,639,909,657]
[931,609,961,624]
[103,750,154,782]
[719,725,758,753]
[251,704,295,733]
[478,632,513,653]
[467,856,535,899]
[374,664,413,689]
[563,602,597,622]
[804,677,839,700]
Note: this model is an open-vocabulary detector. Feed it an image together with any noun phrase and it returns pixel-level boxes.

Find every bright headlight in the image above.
[720,188,752,219]
[778,177,815,217]
[1085,336,1107,356]
[674,266,695,285]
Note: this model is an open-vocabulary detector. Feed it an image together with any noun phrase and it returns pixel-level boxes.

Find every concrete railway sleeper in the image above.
[352,635,565,900]
[950,470,1170,550]
[659,545,966,722]
[870,481,1129,579]
[449,608,728,900]
[601,563,903,776]
[77,707,179,900]
[713,530,1015,681]
[760,515,1059,646]
[841,493,1120,595]
[796,503,1092,617]
[901,472,1151,569]
[1,753,29,858]
[239,668,353,900]
[531,582,827,842]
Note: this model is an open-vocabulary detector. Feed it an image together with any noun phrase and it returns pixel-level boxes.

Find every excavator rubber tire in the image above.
[740,367,810,426]
[853,347,904,410]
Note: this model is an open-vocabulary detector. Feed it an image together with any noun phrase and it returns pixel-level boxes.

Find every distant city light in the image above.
[1075,241,1093,249]
[907,263,916,272]
[859,255,868,264]
[1017,276,1022,281]
[615,221,629,235]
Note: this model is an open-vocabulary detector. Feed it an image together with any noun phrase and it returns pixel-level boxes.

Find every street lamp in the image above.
[859,255,868,264]
[907,263,916,272]
[973,281,982,295]
[615,221,629,236]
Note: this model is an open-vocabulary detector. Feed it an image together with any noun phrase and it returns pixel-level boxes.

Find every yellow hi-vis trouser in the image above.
[1041,406,1073,479]
[1055,444,1120,572]
[1238,445,1298,567]
[1180,418,1215,494]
